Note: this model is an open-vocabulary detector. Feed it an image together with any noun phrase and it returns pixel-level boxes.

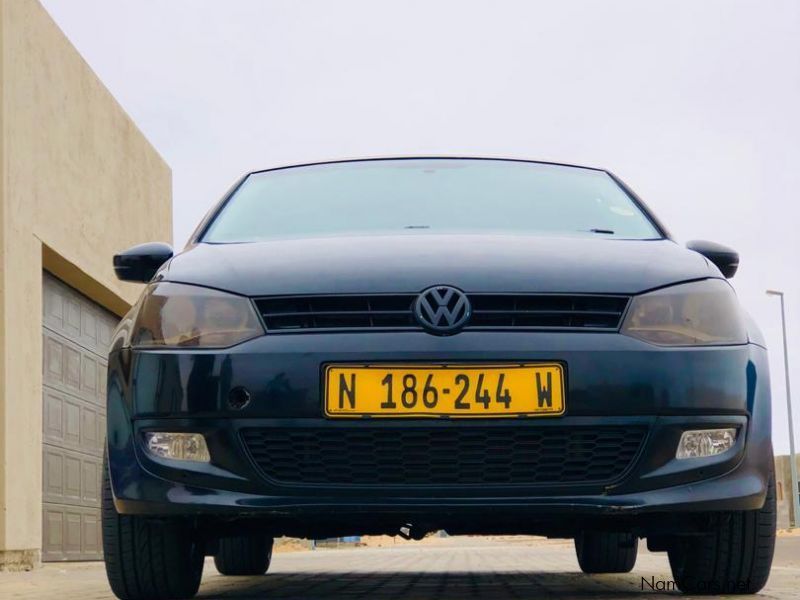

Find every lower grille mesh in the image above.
[240,426,646,487]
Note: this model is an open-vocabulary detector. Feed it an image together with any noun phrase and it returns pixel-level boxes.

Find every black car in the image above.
[103,157,775,599]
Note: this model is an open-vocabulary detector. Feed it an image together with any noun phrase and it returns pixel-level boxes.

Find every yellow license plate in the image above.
[324,363,565,418]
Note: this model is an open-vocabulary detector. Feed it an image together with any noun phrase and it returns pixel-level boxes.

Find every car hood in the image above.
[162,235,716,296]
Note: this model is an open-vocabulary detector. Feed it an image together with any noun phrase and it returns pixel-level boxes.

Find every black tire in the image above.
[575,531,638,574]
[667,473,777,595]
[214,535,274,576]
[102,456,204,600]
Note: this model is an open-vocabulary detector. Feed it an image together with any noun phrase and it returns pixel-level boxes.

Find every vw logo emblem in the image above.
[414,285,471,334]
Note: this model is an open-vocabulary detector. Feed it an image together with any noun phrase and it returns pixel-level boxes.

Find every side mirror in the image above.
[113,242,173,283]
[686,240,739,278]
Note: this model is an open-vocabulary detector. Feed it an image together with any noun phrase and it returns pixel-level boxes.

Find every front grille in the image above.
[240,426,647,487]
[254,294,629,332]
[255,294,417,331]
[468,294,629,329]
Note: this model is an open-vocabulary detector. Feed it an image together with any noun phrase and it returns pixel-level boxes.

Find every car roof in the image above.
[247,156,607,177]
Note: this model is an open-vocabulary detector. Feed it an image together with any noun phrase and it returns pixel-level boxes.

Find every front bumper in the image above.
[106,331,773,521]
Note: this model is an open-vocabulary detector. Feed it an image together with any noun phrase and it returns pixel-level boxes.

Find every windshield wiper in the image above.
[588,228,615,235]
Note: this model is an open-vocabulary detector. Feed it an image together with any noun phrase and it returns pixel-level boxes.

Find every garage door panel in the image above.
[82,460,101,505]
[65,400,82,447]
[64,345,82,392]
[43,284,64,329]
[43,275,118,357]
[43,448,64,499]
[42,273,118,561]
[98,319,113,349]
[83,512,101,556]
[81,308,99,347]
[43,445,104,508]
[81,355,98,397]
[43,504,105,562]
[43,332,106,407]
[63,455,82,504]
[42,508,64,562]
[64,512,82,558]
[99,367,108,403]
[43,387,105,456]
[66,300,81,340]
[81,404,102,451]
[44,335,64,381]
[43,390,65,443]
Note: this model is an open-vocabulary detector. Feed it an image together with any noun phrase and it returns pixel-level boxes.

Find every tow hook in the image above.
[398,524,427,541]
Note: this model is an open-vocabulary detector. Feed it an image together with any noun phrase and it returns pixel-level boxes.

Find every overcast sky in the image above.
[42,0,800,452]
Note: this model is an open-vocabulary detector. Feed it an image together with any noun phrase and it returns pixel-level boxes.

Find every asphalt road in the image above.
[2,536,800,599]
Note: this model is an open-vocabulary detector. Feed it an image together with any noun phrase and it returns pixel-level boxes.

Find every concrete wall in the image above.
[0,0,171,568]
[775,454,800,530]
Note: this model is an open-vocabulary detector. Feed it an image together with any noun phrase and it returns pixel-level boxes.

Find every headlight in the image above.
[131,282,263,348]
[621,279,747,346]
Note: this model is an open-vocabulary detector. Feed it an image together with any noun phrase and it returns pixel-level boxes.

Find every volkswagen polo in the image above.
[103,157,775,599]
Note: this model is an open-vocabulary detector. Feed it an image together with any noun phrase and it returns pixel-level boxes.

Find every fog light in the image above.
[676,428,737,459]
[145,432,210,462]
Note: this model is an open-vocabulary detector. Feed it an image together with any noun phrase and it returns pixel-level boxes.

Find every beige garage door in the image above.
[41,273,118,561]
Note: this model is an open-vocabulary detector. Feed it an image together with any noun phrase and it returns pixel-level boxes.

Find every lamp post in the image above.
[767,289,799,528]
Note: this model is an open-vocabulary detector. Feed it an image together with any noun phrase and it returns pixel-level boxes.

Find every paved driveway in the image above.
[2,536,800,599]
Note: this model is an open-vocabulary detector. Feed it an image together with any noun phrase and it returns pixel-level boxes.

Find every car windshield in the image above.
[201,159,661,242]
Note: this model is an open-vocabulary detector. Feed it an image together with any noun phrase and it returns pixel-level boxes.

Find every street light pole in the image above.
[767,289,800,529]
